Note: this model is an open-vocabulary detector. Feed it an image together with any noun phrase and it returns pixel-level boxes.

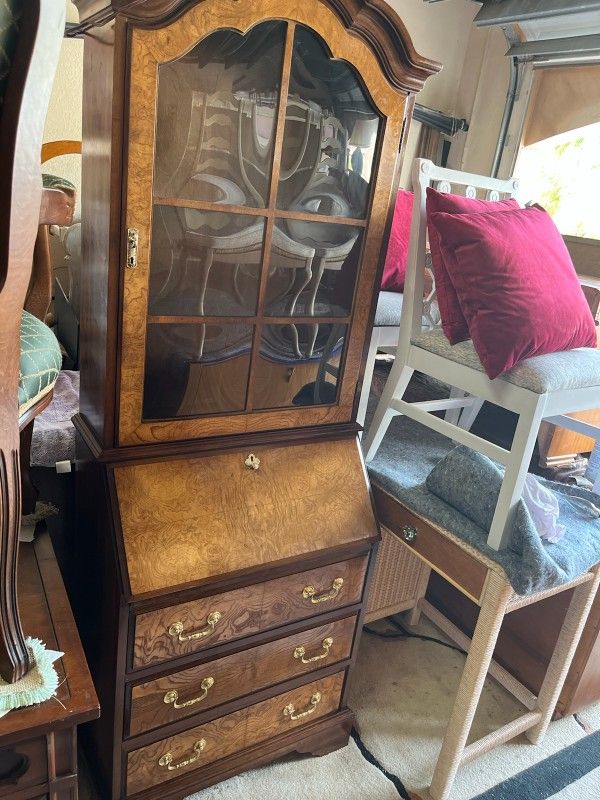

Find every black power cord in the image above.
[349,614,467,794]
[364,614,467,657]
[350,727,411,799]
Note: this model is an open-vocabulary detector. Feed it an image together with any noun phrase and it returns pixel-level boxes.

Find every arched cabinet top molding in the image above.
[73,0,441,95]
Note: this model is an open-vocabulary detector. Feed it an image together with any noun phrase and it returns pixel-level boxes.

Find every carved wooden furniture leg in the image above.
[0,0,66,683]
[429,572,512,800]
[0,447,29,682]
[18,422,37,516]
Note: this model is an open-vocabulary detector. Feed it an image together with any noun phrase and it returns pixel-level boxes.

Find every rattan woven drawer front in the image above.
[126,672,344,796]
[128,615,356,735]
[132,556,368,668]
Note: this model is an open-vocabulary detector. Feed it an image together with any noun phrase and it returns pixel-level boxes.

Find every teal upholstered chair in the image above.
[0,0,66,683]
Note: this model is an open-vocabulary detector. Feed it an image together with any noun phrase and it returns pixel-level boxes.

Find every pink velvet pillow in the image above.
[426,187,520,344]
[429,204,597,379]
[381,189,413,292]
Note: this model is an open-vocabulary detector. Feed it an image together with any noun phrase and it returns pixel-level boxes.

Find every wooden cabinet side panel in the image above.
[78,25,124,448]
[74,454,127,796]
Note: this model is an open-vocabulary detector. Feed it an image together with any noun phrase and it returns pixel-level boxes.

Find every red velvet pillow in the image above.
[381,189,413,292]
[426,187,520,344]
[429,204,597,379]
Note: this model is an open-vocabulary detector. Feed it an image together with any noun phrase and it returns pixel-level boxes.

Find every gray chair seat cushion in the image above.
[375,291,440,329]
[375,291,404,327]
[412,328,600,394]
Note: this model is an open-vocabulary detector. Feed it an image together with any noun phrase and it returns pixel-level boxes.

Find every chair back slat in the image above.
[399,159,521,351]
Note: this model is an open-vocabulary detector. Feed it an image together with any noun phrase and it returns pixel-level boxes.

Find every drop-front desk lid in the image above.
[111,437,379,599]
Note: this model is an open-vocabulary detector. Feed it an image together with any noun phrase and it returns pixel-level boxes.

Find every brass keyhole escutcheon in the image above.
[245,453,260,470]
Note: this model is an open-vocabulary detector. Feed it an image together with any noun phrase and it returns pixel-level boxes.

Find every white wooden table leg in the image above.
[429,571,512,800]
[357,328,381,433]
[526,565,600,744]
[458,397,484,432]
[487,396,547,551]
[445,388,465,426]
[363,363,414,461]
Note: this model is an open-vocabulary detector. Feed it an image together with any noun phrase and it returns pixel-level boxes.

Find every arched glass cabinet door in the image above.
[119,0,410,446]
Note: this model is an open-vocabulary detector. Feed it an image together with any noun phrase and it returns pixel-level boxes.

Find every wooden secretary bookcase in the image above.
[70,2,437,798]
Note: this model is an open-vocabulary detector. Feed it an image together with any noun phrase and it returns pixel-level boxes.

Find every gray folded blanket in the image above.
[366,415,600,595]
[426,445,600,594]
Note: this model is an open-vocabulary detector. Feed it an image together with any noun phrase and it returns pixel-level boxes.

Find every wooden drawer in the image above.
[126,672,344,795]
[132,556,367,668]
[373,485,487,604]
[129,615,356,735]
[0,737,47,797]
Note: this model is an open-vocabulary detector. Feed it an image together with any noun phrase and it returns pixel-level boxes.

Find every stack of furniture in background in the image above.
[363,159,600,800]
[68,1,438,798]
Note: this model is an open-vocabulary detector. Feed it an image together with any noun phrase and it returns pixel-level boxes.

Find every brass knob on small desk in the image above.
[401,524,418,543]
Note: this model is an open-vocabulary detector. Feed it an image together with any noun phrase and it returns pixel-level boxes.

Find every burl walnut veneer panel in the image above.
[129,615,356,734]
[133,557,367,667]
[126,672,344,795]
[114,439,378,596]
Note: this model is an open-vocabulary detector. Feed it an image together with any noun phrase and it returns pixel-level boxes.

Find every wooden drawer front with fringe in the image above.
[132,557,367,668]
[128,616,356,735]
[126,672,345,795]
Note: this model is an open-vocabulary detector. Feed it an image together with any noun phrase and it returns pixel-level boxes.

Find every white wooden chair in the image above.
[363,158,600,550]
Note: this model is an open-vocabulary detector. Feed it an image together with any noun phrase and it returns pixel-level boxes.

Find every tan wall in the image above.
[385,1,509,185]
[43,2,82,215]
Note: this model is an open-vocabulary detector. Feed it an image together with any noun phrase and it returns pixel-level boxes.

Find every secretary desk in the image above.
[70,2,438,797]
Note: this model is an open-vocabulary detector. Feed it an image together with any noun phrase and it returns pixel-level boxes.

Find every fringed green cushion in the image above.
[42,173,76,193]
[19,311,62,417]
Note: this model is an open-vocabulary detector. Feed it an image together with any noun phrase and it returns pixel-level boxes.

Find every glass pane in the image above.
[143,323,253,419]
[154,21,286,207]
[265,218,362,317]
[276,25,380,219]
[253,323,346,409]
[148,207,264,317]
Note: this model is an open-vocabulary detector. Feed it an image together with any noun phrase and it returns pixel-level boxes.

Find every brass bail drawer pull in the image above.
[158,739,206,771]
[294,637,333,664]
[163,677,214,709]
[168,611,222,642]
[302,577,343,604]
[283,692,322,721]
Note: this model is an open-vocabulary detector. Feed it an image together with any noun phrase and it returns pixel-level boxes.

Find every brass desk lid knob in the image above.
[245,453,260,470]
[401,524,418,543]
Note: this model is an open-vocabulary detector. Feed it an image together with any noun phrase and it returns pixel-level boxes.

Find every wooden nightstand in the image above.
[0,533,99,799]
